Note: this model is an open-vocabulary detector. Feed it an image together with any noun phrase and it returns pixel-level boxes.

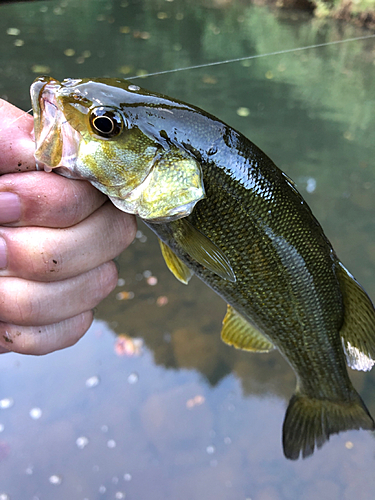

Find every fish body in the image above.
[31,76,375,459]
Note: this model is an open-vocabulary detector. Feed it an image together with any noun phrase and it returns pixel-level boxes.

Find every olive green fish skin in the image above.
[31,77,375,459]
[148,151,349,396]
[141,91,346,400]
[138,89,375,458]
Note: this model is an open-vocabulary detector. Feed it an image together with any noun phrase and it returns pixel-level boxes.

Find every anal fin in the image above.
[337,261,375,371]
[221,305,274,352]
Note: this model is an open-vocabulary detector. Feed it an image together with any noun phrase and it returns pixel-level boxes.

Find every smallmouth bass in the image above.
[30,76,375,460]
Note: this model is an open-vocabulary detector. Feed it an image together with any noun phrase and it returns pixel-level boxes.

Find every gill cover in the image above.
[30,76,205,222]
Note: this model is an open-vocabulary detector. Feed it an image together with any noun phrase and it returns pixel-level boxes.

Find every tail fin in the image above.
[282,393,375,460]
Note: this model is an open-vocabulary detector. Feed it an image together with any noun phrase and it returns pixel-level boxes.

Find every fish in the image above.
[30,76,375,460]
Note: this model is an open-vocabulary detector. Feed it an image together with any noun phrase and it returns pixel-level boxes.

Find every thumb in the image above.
[0,99,36,174]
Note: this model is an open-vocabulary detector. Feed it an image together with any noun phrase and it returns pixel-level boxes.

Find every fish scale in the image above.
[31,75,375,460]
[151,163,350,402]
[188,158,338,333]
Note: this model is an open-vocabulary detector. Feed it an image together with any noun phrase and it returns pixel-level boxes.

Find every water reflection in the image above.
[105,224,294,394]
[1,0,375,498]
[1,320,374,499]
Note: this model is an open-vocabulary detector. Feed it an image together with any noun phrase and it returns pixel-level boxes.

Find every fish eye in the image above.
[90,107,123,138]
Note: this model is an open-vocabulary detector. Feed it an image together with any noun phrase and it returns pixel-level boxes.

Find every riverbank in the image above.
[273,0,375,28]
[320,0,375,27]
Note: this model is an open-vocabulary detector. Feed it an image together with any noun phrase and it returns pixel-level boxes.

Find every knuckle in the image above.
[123,214,138,246]
[49,178,105,228]
[3,228,66,281]
[52,181,83,227]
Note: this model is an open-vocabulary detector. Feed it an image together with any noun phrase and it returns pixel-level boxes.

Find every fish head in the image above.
[30,76,205,221]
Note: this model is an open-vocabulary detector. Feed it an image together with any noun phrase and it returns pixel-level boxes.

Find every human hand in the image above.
[0,99,137,355]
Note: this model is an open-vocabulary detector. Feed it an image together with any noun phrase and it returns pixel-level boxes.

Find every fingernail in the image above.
[0,192,21,224]
[0,237,7,269]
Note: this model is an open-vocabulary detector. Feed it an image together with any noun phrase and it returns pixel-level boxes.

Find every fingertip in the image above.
[0,172,108,228]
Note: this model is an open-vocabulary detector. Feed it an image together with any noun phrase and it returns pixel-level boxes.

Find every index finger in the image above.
[0,99,36,174]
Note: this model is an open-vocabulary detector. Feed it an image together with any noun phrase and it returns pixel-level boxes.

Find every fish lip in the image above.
[31,76,82,175]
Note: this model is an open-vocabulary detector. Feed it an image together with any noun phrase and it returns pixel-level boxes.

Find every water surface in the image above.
[1,1,375,499]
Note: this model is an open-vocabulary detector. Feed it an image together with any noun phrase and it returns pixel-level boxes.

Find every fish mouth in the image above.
[30,77,162,196]
[30,77,205,221]
[30,76,84,178]
[30,76,137,189]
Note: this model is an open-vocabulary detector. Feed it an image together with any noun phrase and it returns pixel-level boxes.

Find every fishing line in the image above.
[3,33,375,129]
[0,107,33,133]
[130,33,375,80]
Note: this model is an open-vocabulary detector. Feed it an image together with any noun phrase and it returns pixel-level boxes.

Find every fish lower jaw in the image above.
[109,194,201,222]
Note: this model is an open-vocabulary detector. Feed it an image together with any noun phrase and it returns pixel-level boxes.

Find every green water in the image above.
[1,1,375,499]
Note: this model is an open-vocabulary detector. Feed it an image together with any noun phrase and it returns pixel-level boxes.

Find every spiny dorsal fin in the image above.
[172,219,236,283]
[159,239,193,285]
[221,305,274,352]
[337,261,375,371]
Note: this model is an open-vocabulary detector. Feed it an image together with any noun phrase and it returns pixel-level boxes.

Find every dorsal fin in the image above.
[221,305,274,352]
[337,261,375,371]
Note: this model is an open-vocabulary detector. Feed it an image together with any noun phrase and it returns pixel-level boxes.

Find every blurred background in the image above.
[0,1,375,499]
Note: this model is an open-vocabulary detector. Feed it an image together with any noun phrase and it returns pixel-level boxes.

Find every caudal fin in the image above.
[282,393,375,460]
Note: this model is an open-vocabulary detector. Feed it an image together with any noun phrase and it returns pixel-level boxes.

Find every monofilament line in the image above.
[130,33,375,80]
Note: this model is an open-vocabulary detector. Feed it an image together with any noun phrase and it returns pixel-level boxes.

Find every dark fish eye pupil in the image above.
[90,107,123,137]
[93,116,114,134]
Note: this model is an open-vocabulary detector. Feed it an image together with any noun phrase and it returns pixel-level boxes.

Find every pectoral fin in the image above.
[337,261,375,371]
[221,305,274,352]
[173,219,236,283]
[159,240,194,284]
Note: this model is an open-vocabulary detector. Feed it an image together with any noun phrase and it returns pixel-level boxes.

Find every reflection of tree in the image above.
[99,224,295,400]
[88,0,375,403]
[3,0,374,414]
[99,219,375,417]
